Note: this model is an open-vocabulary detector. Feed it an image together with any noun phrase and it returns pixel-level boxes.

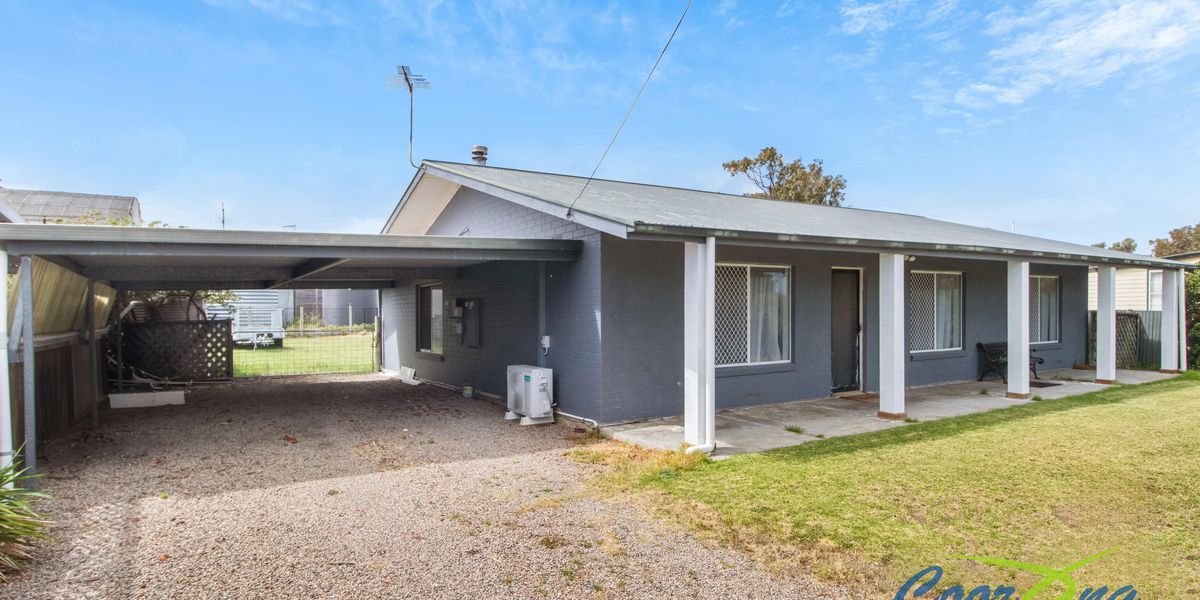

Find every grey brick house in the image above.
[379,159,1191,450]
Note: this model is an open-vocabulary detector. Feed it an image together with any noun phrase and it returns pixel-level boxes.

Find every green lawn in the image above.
[232,333,375,377]
[589,373,1200,598]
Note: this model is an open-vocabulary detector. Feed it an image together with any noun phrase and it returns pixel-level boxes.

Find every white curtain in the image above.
[935,273,961,349]
[749,269,788,362]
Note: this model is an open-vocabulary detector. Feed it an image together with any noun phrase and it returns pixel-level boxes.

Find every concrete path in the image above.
[605,369,1176,455]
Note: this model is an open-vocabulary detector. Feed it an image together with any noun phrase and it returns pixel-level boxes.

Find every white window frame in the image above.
[1029,275,1061,345]
[909,270,963,354]
[1147,270,1163,311]
[715,262,792,368]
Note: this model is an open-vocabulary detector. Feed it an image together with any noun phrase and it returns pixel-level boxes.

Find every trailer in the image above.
[206,290,290,347]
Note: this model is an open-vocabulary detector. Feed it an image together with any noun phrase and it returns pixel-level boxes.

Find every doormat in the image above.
[840,392,879,401]
[1028,380,1062,388]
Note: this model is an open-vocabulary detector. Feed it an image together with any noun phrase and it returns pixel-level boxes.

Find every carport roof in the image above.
[0,223,582,290]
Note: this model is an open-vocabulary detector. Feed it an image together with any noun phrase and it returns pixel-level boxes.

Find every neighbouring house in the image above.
[292,289,380,326]
[0,187,142,225]
[1087,251,1200,311]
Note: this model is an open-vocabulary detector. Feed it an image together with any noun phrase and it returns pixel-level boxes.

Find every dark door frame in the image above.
[831,267,864,393]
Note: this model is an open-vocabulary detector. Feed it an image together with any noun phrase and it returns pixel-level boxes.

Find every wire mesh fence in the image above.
[212,306,381,377]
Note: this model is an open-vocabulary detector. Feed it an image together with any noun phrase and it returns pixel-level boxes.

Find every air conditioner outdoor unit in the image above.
[506,365,554,426]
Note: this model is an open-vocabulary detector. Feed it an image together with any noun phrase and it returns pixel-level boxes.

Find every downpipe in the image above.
[685,443,714,455]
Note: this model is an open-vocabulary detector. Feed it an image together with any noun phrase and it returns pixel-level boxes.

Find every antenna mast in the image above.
[391,65,431,169]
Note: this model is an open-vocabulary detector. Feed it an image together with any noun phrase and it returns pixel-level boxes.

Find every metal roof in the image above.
[422,161,1191,269]
[0,224,581,290]
[0,188,142,225]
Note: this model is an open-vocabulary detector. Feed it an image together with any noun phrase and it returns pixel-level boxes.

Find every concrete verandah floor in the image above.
[605,369,1176,455]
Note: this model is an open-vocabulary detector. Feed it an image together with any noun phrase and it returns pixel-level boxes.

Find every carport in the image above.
[0,223,581,477]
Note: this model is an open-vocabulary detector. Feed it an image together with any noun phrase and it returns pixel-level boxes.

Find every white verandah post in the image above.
[683,237,716,452]
[1161,268,1180,373]
[1006,261,1031,399]
[878,253,906,420]
[1095,266,1118,384]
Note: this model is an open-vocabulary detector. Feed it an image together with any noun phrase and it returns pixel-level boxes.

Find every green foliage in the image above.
[722,147,846,206]
[1187,270,1200,370]
[119,289,240,323]
[1151,223,1200,257]
[784,424,806,435]
[0,460,50,579]
[1091,238,1138,253]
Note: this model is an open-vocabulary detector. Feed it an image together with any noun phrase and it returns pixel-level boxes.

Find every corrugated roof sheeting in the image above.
[5,257,116,335]
[0,188,140,224]
[423,161,1191,269]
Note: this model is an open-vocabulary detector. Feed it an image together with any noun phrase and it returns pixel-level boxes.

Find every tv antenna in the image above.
[390,65,431,169]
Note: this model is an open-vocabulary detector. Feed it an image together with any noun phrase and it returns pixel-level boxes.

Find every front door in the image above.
[831,269,861,392]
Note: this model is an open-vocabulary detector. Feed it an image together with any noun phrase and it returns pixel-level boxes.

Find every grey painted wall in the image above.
[597,237,685,423]
[595,242,1088,422]
[386,186,606,419]
[385,185,1088,425]
[380,261,540,396]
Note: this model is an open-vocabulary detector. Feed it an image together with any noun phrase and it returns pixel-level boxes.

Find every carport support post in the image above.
[1006,261,1031,399]
[84,280,98,427]
[682,237,715,451]
[0,246,12,478]
[878,253,906,420]
[19,257,35,479]
[1095,266,1117,384]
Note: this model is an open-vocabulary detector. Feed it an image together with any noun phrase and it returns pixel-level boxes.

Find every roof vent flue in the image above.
[471,145,488,165]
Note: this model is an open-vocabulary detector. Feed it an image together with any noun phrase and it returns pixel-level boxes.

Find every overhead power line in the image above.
[566,0,693,218]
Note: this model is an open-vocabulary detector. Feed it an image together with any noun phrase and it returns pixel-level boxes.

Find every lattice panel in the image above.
[1029,278,1043,342]
[715,265,748,365]
[114,319,234,381]
[908,272,936,351]
[1088,311,1143,369]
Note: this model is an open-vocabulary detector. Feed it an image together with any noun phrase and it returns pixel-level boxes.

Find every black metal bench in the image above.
[976,342,1045,382]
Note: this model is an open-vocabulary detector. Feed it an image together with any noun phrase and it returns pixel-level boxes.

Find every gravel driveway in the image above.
[4,374,843,599]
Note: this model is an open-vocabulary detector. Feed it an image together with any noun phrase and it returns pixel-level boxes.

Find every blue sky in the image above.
[1,1,1198,252]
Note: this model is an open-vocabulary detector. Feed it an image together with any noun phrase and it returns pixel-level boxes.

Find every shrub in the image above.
[0,460,50,579]
[1187,270,1199,370]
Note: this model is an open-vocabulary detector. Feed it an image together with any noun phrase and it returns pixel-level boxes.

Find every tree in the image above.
[722,147,846,206]
[1187,270,1199,370]
[1151,223,1200,257]
[1091,238,1138,253]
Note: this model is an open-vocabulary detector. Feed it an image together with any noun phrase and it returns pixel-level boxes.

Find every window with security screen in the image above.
[908,271,962,352]
[1030,275,1060,344]
[714,264,791,366]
